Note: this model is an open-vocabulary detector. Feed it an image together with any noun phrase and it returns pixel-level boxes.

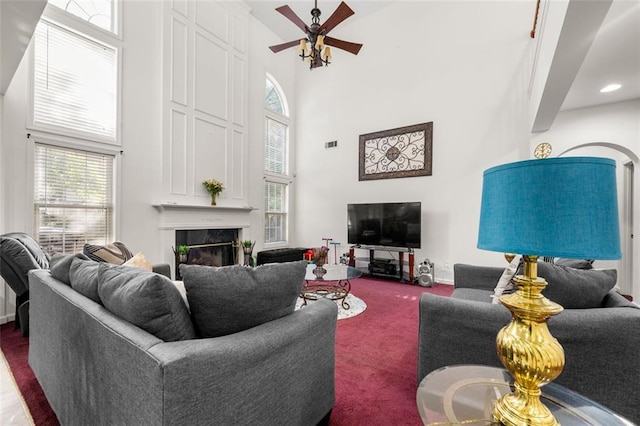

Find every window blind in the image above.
[34,144,114,254]
[33,20,117,140]
[264,117,286,174]
[264,181,287,243]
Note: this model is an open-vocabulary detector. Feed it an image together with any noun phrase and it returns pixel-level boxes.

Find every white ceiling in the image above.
[2,0,638,111]
[246,0,640,112]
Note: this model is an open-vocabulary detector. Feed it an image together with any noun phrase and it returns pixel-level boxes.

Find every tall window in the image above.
[31,4,120,252]
[34,144,114,254]
[264,76,290,244]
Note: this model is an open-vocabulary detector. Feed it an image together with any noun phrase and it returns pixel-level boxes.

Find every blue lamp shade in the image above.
[478,157,621,260]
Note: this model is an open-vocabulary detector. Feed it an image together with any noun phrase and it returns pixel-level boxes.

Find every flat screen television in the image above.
[347,202,421,248]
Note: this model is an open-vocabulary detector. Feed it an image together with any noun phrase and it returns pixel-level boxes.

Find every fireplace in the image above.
[175,228,239,279]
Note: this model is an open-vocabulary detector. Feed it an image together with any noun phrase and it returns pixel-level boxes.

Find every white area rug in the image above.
[296,293,367,320]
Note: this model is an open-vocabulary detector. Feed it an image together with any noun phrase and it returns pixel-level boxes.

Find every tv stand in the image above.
[348,245,415,283]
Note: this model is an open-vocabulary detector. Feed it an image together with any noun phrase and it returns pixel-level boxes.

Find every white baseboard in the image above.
[0,314,15,325]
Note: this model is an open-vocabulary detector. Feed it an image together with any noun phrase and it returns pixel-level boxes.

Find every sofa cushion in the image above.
[180,260,307,338]
[537,262,617,309]
[83,241,133,265]
[97,264,196,342]
[50,253,90,285]
[452,288,497,303]
[69,257,102,303]
[554,258,594,270]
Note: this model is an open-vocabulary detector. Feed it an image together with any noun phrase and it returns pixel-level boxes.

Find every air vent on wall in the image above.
[325,140,338,149]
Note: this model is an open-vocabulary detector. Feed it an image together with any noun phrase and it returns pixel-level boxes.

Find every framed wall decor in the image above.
[359,122,433,181]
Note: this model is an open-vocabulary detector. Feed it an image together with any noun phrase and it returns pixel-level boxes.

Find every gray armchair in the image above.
[0,232,51,337]
[418,263,640,424]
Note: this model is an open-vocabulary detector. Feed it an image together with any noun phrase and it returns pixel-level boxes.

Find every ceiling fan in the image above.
[268,1,363,69]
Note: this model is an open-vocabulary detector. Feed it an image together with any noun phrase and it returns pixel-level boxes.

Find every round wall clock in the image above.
[534,142,552,159]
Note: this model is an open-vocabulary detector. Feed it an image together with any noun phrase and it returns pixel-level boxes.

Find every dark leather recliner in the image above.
[0,232,51,337]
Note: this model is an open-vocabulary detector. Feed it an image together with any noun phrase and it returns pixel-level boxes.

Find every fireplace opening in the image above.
[175,228,239,279]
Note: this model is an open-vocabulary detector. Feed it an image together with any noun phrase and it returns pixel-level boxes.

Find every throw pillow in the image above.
[554,258,594,270]
[97,263,196,342]
[537,261,617,309]
[68,257,102,303]
[83,241,133,265]
[50,253,90,285]
[180,260,307,338]
[123,252,153,272]
[491,255,522,304]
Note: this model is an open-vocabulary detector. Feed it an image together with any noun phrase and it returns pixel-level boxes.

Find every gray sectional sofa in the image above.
[28,258,337,426]
[418,262,640,424]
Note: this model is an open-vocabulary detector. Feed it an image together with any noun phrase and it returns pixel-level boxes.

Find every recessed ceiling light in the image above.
[600,84,622,93]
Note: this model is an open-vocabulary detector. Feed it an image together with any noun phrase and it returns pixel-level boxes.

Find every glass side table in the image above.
[417,365,634,426]
[301,264,362,309]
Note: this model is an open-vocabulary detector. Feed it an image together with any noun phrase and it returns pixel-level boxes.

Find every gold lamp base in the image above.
[492,255,565,426]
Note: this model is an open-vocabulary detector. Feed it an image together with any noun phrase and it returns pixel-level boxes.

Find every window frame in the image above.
[264,180,289,245]
[263,75,292,247]
[27,135,122,253]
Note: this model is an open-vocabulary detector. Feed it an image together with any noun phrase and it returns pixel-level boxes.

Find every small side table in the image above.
[417,365,634,425]
[301,264,362,309]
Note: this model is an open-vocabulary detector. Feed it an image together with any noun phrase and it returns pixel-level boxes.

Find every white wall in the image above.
[293,1,535,282]
[0,92,12,323]
[117,0,164,261]
[531,99,640,301]
[1,48,30,323]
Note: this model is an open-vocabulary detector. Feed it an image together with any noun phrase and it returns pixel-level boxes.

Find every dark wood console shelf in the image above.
[348,245,415,283]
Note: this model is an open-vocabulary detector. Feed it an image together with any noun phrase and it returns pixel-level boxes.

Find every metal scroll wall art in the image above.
[358,122,433,181]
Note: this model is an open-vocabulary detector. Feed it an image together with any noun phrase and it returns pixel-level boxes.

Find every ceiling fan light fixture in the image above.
[322,46,332,61]
[600,83,622,93]
[268,1,362,70]
[298,39,307,54]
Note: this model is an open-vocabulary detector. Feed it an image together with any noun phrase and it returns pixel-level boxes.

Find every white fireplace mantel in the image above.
[152,203,256,212]
[152,203,257,230]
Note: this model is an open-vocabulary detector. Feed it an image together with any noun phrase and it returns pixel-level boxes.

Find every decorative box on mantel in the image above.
[152,203,257,278]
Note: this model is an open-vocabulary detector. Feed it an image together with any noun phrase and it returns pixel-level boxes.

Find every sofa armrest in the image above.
[548,306,640,422]
[417,292,510,383]
[453,263,504,291]
[149,299,338,426]
[152,263,171,279]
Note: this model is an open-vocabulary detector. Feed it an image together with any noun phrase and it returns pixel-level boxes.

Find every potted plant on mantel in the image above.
[202,178,224,206]
[177,245,189,263]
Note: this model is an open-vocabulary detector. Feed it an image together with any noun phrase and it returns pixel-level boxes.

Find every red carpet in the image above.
[0,323,59,425]
[0,277,451,425]
[329,278,452,425]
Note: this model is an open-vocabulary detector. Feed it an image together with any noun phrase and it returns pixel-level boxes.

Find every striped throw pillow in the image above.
[83,242,133,265]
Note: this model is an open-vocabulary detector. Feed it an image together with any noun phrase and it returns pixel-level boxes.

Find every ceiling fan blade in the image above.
[269,39,304,53]
[275,5,309,33]
[324,36,362,55]
[318,2,355,34]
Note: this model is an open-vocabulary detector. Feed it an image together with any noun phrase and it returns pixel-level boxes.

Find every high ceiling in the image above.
[246,0,640,113]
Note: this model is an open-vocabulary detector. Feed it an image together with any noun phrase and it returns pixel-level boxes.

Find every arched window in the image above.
[264,75,290,244]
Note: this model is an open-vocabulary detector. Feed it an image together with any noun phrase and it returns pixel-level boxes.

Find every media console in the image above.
[348,245,415,283]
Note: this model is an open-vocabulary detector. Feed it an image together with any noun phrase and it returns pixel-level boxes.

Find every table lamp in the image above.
[477,156,621,426]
